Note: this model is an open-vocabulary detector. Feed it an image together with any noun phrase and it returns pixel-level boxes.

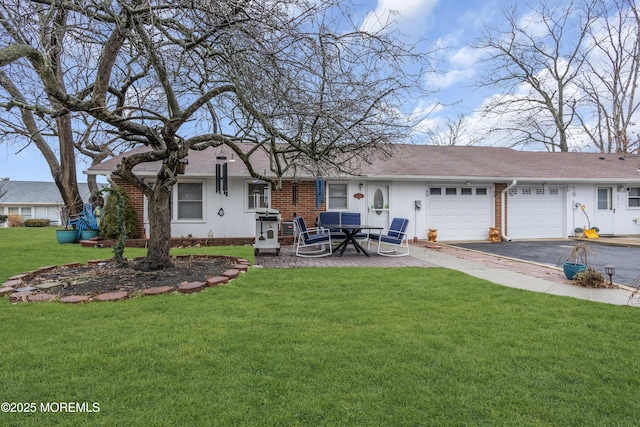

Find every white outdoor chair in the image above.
[367,218,410,256]
[293,217,332,257]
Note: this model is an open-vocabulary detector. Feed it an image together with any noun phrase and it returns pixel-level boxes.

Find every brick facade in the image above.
[111,177,146,239]
[271,181,326,225]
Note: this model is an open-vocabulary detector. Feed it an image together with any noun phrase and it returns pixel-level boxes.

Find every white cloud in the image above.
[427,68,476,91]
[450,46,482,68]
[359,0,439,35]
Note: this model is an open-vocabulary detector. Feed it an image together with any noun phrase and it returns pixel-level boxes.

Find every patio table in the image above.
[323,224,383,257]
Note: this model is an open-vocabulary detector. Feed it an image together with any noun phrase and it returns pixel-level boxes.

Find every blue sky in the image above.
[0,0,503,183]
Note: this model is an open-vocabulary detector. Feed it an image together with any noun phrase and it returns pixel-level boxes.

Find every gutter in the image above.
[500,179,517,242]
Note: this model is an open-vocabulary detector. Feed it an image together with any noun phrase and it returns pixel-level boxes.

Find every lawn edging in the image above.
[1,256,250,304]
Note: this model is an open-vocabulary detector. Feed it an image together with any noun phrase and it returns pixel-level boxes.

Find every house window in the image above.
[475,188,487,196]
[522,188,532,195]
[629,187,640,208]
[21,207,31,221]
[461,188,472,195]
[248,182,269,210]
[445,187,457,195]
[328,183,348,209]
[429,187,441,196]
[177,183,203,219]
[536,188,545,195]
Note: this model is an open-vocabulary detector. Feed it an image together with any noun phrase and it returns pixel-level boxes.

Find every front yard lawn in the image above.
[1,228,639,426]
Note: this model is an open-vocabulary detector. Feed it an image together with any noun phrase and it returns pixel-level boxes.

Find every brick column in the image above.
[494,182,507,235]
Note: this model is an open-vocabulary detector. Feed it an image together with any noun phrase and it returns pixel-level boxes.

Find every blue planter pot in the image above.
[80,230,98,240]
[563,262,587,280]
[56,229,77,244]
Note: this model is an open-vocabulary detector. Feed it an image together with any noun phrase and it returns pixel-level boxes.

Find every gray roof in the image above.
[87,144,640,183]
[0,181,98,205]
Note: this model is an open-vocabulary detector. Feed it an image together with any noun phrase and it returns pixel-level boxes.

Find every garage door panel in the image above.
[428,186,492,241]
[508,187,564,239]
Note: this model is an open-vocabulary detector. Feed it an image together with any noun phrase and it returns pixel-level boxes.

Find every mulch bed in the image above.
[5,255,245,302]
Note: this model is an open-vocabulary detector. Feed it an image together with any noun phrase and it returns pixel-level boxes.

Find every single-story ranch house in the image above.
[0,180,98,227]
[87,144,640,242]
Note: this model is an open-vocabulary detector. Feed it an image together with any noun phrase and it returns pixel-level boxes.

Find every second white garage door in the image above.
[427,186,492,241]
[507,186,565,239]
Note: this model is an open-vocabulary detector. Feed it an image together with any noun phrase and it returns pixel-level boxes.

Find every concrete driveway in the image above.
[451,240,640,286]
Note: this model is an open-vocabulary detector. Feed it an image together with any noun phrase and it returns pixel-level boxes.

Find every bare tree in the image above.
[473,0,599,152]
[426,114,482,146]
[576,0,640,154]
[0,66,85,217]
[72,115,130,193]
[0,0,430,270]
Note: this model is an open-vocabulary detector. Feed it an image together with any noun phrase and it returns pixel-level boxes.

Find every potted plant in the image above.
[558,241,593,279]
[54,200,79,244]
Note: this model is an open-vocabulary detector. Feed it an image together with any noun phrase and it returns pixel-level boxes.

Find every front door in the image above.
[366,183,390,229]
[595,187,614,234]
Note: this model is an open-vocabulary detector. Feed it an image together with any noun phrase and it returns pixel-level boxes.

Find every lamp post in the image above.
[604,265,615,286]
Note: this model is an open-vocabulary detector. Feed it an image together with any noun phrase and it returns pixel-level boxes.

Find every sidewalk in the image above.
[255,242,639,306]
[410,243,638,307]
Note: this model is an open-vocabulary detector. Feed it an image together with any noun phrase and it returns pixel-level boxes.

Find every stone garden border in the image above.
[1,255,251,304]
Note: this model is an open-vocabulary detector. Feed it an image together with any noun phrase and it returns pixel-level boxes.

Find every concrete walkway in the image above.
[255,241,639,307]
[411,243,638,306]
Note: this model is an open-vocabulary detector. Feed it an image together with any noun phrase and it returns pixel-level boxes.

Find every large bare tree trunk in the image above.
[137,182,173,271]
[55,114,83,217]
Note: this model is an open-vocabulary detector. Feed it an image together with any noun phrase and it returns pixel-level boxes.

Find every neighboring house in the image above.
[0,181,100,227]
[86,145,640,241]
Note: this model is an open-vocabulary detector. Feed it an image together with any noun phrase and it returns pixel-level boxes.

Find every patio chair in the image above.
[318,211,342,239]
[339,212,368,241]
[367,217,410,257]
[293,217,332,257]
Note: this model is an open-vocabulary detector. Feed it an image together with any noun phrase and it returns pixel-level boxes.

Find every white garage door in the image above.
[427,186,492,241]
[507,187,565,239]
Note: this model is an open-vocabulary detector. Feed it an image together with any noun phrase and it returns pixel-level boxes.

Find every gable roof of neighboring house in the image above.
[87,144,640,183]
[0,181,97,205]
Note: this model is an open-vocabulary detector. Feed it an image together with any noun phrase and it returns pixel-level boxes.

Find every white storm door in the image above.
[595,187,614,234]
[366,183,390,229]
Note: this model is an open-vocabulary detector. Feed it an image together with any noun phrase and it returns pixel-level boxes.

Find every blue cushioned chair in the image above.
[318,211,342,238]
[339,212,367,240]
[367,218,410,257]
[318,211,367,242]
[294,217,332,257]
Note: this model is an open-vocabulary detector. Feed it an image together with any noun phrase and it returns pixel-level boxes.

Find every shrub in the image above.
[7,214,22,227]
[98,187,138,239]
[0,214,7,224]
[24,219,51,227]
[573,267,608,288]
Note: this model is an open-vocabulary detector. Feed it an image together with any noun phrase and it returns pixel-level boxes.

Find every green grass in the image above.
[1,228,640,426]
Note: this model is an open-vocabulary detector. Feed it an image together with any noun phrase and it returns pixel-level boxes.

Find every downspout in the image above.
[500,180,517,242]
